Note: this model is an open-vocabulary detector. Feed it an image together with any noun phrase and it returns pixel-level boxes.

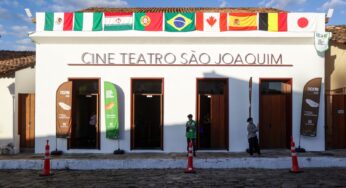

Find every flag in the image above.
[44,12,73,31]
[196,12,227,32]
[288,13,318,32]
[104,81,119,139]
[134,12,163,31]
[74,12,103,31]
[104,12,133,31]
[259,13,287,32]
[165,12,195,32]
[229,13,257,31]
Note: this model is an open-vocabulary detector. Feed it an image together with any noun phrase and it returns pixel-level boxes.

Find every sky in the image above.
[0,0,345,51]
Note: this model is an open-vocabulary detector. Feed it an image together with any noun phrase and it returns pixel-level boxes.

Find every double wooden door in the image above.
[197,79,228,150]
[259,79,291,149]
[18,94,35,149]
[260,95,287,148]
[330,95,346,148]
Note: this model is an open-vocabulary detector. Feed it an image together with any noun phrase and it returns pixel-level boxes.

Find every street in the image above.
[1,168,346,187]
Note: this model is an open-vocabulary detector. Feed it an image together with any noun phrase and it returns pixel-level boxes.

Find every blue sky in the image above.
[0,0,345,51]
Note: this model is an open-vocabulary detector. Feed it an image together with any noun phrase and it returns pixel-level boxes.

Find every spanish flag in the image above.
[259,13,287,32]
[229,13,257,31]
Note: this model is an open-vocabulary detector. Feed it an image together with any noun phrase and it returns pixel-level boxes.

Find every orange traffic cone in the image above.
[185,140,196,173]
[40,140,53,176]
[290,137,302,173]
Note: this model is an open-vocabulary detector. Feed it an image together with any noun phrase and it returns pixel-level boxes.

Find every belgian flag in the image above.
[259,13,287,32]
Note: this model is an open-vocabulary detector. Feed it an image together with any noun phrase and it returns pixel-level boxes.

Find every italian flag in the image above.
[104,12,133,31]
[73,12,103,31]
[44,12,73,31]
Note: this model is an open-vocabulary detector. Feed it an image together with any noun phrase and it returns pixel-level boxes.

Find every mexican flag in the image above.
[134,12,163,31]
[44,12,74,31]
[104,12,133,31]
[165,12,195,32]
[73,12,103,31]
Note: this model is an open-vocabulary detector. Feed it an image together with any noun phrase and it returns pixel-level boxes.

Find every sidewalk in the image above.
[1,149,346,170]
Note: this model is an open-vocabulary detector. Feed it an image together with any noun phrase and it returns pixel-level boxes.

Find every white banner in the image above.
[315,32,332,52]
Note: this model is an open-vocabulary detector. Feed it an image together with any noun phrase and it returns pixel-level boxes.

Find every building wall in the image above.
[13,67,35,153]
[0,77,15,149]
[325,44,346,91]
[32,31,326,153]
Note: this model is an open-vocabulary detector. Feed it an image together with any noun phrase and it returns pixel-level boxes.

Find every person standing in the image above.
[186,114,197,156]
[247,117,260,156]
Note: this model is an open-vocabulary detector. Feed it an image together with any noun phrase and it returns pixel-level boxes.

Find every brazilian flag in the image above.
[165,12,195,32]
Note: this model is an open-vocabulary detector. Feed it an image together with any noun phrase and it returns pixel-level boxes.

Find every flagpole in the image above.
[249,77,252,118]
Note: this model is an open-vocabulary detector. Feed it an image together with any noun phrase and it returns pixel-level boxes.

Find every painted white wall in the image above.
[31,13,325,153]
[0,78,15,148]
[13,67,36,153]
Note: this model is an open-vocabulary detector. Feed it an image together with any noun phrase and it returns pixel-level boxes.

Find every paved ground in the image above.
[1,168,346,187]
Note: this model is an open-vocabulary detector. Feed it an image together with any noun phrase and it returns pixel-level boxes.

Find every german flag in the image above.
[229,13,257,31]
[259,13,287,32]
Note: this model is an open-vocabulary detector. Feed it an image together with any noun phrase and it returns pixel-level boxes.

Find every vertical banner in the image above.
[104,81,119,139]
[300,78,322,137]
[249,77,253,118]
[56,81,72,138]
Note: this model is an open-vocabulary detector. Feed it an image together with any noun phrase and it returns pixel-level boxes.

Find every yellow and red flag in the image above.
[259,13,287,32]
[229,13,257,31]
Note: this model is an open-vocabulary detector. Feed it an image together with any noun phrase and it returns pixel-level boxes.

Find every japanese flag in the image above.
[288,13,318,32]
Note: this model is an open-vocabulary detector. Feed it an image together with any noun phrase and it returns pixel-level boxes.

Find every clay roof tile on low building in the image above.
[0,51,35,78]
[326,25,346,45]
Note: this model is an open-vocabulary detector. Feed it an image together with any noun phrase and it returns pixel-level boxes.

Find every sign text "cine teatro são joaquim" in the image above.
[77,51,286,66]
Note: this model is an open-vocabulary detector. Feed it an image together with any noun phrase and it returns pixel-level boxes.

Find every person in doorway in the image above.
[247,117,261,156]
[186,114,197,157]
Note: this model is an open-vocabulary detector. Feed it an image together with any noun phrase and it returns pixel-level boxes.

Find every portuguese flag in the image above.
[73,12,103,31]
[134,12,163,31]
[259,13,288,32]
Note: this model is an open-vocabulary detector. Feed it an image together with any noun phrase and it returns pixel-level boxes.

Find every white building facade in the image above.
[30,11,326,154]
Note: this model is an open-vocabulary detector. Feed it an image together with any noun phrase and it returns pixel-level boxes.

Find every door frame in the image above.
[259,78,292,149]
[130,78,164,150]
[68,77,101,150]
[196,78,229,150]
[18,93,35,150]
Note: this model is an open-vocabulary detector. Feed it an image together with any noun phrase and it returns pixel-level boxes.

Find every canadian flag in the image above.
[196,12,227,32]
[287,13,318,32]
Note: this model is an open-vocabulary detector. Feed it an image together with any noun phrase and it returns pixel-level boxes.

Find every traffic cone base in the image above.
[289,137,302,174]
[184,140,196,173]
[289,169,303,173]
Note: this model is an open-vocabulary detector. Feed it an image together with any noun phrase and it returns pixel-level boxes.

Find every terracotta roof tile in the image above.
[0,51,35,77]
[81,7,286,13]
[326,25,346,44]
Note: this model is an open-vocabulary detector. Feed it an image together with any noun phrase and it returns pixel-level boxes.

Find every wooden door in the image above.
[331,95,346,148]
[260,95,287,148]
[210,94,226,149]
[18,94,35,148]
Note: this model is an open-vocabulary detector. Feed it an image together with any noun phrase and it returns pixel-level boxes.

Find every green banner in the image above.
[104,81,119,139]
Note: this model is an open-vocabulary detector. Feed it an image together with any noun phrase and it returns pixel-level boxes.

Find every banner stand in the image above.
[113,139,124,154]
[296,135,306,153]
[51,136,63,156]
